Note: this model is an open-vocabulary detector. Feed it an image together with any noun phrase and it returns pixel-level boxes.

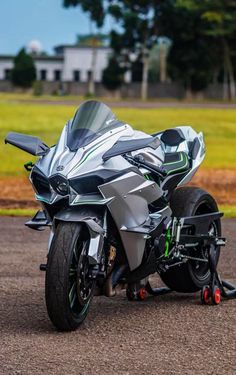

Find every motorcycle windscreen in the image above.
[67,100,119,151]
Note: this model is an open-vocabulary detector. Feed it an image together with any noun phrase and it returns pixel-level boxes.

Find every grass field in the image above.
[0,94,235,216]
[0,205,235,218]
[0,99,236,175]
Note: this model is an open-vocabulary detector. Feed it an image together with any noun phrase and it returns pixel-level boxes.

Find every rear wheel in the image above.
[45,222,95,331]
[160,187,221,293]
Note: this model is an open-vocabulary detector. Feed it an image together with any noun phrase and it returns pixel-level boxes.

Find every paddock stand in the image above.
[126,248,236,304]
[127,272,236,304]
[126,211,236,303]
[201,245,236,305]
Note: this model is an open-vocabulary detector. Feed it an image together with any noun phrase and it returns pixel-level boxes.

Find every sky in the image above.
[0,0,111,55]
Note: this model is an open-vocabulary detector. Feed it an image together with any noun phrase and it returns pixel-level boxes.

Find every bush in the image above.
[84,92,95,99]
[12,48,36,88]
[102,57,124,91]
[33,81,43,96]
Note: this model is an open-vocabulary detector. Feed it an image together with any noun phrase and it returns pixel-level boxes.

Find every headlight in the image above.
[49,174,69,196]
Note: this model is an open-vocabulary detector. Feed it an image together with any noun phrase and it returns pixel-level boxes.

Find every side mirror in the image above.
[5,132,49,156]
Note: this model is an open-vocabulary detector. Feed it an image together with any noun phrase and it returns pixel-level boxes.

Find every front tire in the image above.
[45,222,94,331]
[160,187,221,293]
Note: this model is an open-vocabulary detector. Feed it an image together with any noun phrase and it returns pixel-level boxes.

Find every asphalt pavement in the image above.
[0,217,235,375]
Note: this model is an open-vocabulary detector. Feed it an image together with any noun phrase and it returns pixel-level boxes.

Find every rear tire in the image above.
[45,222,94,331]
[160,187,221,293]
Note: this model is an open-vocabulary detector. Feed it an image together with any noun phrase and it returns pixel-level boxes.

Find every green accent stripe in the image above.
[77,139,108,168]
[35,194,50,204]
[163,152,184,166]
[72,199,110,205]
[163,153,189,176]
[165,228,172,257]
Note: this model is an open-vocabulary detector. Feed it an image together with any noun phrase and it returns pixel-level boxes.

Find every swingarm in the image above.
[128,211,236,303]
[154,211,236,304]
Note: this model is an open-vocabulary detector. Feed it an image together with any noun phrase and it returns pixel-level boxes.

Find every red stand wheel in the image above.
[212,286,221,305]
[137,287,147,301]
[126,285,147,301]
[201,286,211,305]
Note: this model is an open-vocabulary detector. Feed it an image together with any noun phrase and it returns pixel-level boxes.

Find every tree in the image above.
[102,57,124,91]
[77,33,108,46]
[158,1,216,93]
[11,48,36,88]
[63,1,105,96]
[176,0,236,99]
[108,1,160,100]
[63,0,236,99]
[148,38,171,83]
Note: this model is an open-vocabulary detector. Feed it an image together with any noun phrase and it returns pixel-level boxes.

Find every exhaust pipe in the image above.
[103,265,128,297]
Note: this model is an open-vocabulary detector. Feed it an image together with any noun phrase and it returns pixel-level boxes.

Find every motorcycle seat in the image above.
[160,128,185,147]
[163,151,190,176]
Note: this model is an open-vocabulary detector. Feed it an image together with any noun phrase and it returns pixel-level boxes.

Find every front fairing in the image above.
[30,121,135,205]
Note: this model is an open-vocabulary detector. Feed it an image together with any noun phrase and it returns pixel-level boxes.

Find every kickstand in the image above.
[201,245,236,305]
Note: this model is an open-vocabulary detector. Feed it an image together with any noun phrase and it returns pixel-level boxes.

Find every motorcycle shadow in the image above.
[0,287,199,334]
[89,291,200,323]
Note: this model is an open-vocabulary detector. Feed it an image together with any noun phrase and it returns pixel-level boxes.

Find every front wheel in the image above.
[45,222,95,331]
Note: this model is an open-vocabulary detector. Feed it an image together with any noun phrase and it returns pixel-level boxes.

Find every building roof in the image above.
[0,54,63,62]
[33,55,63,62]
[54,44,110,55]
[0,55,14,60]
[0,43,110,62]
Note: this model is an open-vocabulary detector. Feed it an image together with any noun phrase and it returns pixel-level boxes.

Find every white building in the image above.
[0,44,113,83]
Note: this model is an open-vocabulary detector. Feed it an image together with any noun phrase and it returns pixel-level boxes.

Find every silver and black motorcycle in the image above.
[5,100,225,331]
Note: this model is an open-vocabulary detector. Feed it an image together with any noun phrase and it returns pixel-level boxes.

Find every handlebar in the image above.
[124,154,167,179]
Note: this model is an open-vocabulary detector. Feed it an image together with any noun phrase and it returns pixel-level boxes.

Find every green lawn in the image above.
[0,208,36,217]
[0,205,235,218]
[0,100,236,175]
[0,96,235,216]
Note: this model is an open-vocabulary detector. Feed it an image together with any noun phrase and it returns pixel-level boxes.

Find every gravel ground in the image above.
[0,217,235,375]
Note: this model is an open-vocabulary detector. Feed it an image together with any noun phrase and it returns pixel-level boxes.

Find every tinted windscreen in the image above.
[67,100,119,151]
